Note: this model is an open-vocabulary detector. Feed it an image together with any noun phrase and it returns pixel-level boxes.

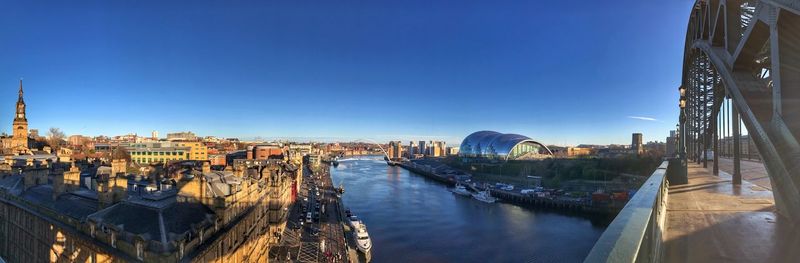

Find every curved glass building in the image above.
[459,131,553,161]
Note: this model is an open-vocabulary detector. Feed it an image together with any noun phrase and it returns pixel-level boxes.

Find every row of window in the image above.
[134,157,186,163]
[131,151,187,156]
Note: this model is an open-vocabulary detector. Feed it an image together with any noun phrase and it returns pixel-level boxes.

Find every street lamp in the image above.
[673,85,689,184]
[678,85,687,160]
[675,123,680,158]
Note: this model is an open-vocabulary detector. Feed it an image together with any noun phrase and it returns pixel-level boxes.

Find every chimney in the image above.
[23,169,36,190]
[202,162,211,174]
[64,165,81,191]
[246,146,254,160]
[23,166,48,190]
[233,165,244,177]
[113,174,128,203]
[178,173,205,203]
[111,159,127,176]
[52,169,65,200]
[97,169,113,209]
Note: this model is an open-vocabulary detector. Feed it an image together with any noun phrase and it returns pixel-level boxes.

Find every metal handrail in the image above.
[584,161,669,263]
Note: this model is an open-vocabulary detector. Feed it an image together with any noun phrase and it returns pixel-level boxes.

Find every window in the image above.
[136,241,144,260]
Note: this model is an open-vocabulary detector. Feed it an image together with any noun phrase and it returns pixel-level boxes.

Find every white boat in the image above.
[349,216,372,253]
[451,183,471,196]
[472,190,497,203]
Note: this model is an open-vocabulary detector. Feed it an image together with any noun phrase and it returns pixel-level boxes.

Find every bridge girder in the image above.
[682,0,800,220]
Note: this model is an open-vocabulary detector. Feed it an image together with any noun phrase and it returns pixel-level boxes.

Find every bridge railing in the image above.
[584,161,669,263]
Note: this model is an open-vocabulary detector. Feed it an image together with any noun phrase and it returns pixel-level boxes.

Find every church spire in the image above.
[15,79,26,121]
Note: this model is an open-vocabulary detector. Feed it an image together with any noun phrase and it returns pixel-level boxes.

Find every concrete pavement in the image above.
[663,163,800,262]
[712,158,773,190]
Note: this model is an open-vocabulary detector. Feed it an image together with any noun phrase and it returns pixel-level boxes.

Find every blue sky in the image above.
[0,1,693,145]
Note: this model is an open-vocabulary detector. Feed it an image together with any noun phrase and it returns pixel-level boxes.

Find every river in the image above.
[330,156,612,263]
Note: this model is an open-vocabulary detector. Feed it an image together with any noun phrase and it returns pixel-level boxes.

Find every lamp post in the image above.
[675,123,680,158]
[674,85,688,184]
[679,86,686,160]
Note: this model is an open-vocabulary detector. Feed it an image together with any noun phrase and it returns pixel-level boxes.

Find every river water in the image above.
[330,156,612,263]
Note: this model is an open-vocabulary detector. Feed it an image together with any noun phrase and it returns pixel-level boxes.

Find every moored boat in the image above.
[451,183,471,196]
[348,216,372,253]
[472,190,498,203]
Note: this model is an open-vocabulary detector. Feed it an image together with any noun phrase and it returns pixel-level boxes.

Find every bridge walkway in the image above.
[714,157,772,191]
[663,163,800,262]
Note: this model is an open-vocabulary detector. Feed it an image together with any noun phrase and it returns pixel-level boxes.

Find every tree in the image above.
[46,127,66,150]
[112,147,131,161]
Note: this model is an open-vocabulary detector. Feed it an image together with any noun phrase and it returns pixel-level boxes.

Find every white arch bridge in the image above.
[334,139,392,161]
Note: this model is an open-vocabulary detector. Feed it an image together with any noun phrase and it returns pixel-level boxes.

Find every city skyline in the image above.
[0,1,693,145]
[0,0,794,262]
[0,81,678,147]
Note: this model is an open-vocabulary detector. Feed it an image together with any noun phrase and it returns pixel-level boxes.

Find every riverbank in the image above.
[317,164,371,263]
[398,162,458,185]
[398,159,628,214]
[331,157,609,262]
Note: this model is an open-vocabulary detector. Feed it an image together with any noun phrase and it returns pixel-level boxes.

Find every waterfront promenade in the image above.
[269,164,353,263]
[663,163,800,262]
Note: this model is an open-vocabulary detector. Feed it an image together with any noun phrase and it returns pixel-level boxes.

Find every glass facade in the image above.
[459,131,552,161]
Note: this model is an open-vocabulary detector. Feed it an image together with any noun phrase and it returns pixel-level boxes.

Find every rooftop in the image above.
[21,185,98,221]
[88,201,213,244]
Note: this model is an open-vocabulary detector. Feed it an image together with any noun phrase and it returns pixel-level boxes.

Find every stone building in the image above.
[1,80,32,155]
[0,153,300,262]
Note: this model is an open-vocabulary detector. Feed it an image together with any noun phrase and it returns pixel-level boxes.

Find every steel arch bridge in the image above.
[349,139,391,160]
[680,0,800,220]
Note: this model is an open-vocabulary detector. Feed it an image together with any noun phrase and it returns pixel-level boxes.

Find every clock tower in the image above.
[11,79,29,151]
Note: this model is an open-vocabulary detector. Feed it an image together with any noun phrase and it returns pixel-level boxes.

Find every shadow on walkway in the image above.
[663,164,799,263]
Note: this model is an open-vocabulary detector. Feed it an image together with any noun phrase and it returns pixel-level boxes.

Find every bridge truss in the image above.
[680,0,800,220]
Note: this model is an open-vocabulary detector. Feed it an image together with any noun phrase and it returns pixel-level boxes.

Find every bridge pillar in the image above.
[732,104,741,185]
[713,116,719,176]
[703,74,708,168]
